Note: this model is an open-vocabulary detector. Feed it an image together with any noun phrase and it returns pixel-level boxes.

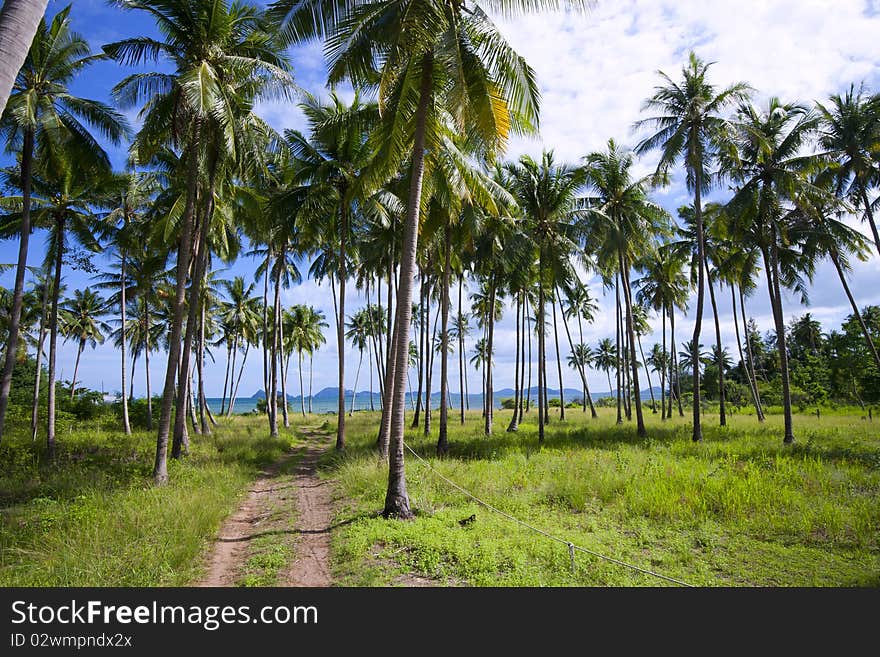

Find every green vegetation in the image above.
[0,416,297,586]
[326,410,880,586]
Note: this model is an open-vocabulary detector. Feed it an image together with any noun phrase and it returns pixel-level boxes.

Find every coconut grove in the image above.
[0,0,878,587]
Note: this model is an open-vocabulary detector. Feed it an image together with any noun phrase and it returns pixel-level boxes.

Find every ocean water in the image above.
[205,393,503,416]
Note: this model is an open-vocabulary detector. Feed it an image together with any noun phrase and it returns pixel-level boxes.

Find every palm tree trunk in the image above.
[704,253,726,426]
[507,293,521,433]
[671,307,683,417]
[831,250,880,370]
[484,279,497,435]
[230,343,249,415]
[732,286,762,420]
[0,128,34,442]
[220,341,232,416]
[438,220,452,454]
[71,341,84,402]
[861,187,880,259]
[691,177,706,442]
[120,253,131,434]
[350,350,362,416]
[187,363,198,439]
[525,297,532,415]
[764,241,794,444]
[271,259,282,436]
[225,337,238,417]
[660,303,667,420]
[309,354,314,414]
[298,352,305,416]
[198,303,211,433]
[384,52,432,519]
[615,275,623,425]
[549,295,564,420]
[145,314,152,430]
[413,273,427,428]
[173,199,210,458]
[637,333,656,413]
[46,215,64,460]
[557,285,596,418]
[155,119,201,484]
[0,0,50,116]
[621,257,646,437]
[458,275,466,425]
[336,204,348,449]
[424,300,440,436]
[537,276,546,442]
[739,286,764,417]
[30,265,50,441]
[518,296,527,424]
[130,353,137,402]
[376,309,399,457]
[262,259,270,416]
[277,292,289,429]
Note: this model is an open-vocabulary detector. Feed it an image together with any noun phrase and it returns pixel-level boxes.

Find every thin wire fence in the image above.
[403,441,695,587]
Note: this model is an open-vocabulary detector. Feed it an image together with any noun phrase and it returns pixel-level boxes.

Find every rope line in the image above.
[403,441,694,587]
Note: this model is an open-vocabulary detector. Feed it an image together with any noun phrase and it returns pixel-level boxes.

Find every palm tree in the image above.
[582,140,671,437]
[274,92,380,450]
[671,202,729,425]
[1,162,113,457]
[723,98,824,444]
[505,152,587,442]
[0,0,50,116]
[594,338,617,399]
[270,0,589,518]
[346,308,372,416]
[567,343,593,413]
[0,5,127,441]
[816,84,880,257]
[562,283,598,417]
[679,340,709,377]
[635,246,689,418]
[59,288,110,400]
[635,51,751,442]
[450,309,471,423]
[94,171,157,434]
[107,0,294,483]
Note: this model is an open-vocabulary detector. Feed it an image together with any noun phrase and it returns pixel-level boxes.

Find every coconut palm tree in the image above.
[594,338,617,399]
[635,51,751,442]
[274,92,381,450]
[723,98,824,444]
[107,0,294,483]
[816,84,880,257]
[670,201,730,425]
[505,151,587,442]
[0,5,128,441]
[346,308,373,416]
[582,140,671,437]
[0,0,50,116]
[93,171,157,434]
[59,288,110,400]
[567,343,593,413]
[1,161,114,457]
[270,0,589,517]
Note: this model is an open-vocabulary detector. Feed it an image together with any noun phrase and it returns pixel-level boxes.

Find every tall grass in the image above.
[0,416,298,586]
[325,408,880,586]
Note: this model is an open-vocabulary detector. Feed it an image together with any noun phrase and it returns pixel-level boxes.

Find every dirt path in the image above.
[197,427,333,587]
[279,429,333,587]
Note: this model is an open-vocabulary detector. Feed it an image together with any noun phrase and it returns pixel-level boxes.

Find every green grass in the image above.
[0,415,299,586]
[324,407,880,587]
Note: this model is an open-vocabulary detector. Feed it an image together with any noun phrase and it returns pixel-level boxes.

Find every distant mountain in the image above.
[247,386,661,405]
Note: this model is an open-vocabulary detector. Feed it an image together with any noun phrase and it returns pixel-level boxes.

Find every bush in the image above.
[500,398,516,410]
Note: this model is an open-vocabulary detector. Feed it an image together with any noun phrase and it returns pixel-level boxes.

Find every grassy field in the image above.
[323,407,880,586]
[2,405,878,587]
[0,416,299,586]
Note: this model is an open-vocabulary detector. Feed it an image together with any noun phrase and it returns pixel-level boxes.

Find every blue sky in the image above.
[2,0,879,399]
